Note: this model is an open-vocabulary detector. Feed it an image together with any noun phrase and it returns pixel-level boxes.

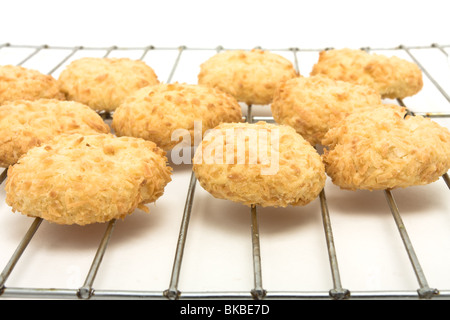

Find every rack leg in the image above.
[250,204,266,300]
[319,190,350,300]
[0,169,7,185]
[384,190,439,299]
[77,219,117,299]
[0,218,43,293]
[442,173,450,190]
[165,172,197,300]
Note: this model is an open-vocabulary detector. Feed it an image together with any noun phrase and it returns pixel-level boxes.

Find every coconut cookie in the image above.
[5,134,172,225]
[322,107,450,191]
[198,49,298,105]
[58,57,159,111]
[112,83,243,150]
[0,65,64,105]
[0,99,110,167]
[193,122,326,207]
[310,48,423,99]
[271,75,382,145]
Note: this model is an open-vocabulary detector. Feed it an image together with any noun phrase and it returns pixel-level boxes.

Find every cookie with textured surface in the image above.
[198,49,298,105]
[112,82,243,150]
[0,99,110,167]
[58,57,159,111]
[0,65,63,105]
[5,134,172,225]
[322,107,450,191]
[310,48,423,99]
[193,121,325,207]
[271,75,382,145]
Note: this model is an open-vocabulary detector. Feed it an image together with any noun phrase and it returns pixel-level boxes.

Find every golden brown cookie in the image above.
[310,48,423,99]
[5,134,172,225]
[193,121,326,207]
[0,65,63,105]
[198,49,298,105]
[0,99,110,167]
[112,83,243,150]
[271,75,382,145]
[58,57,159,111]
[322,107,450,191]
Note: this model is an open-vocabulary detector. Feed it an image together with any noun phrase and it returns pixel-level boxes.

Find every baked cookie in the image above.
[198,49,298,105]
[5,134,172,225]
[310,48,423,99]
[322,107,450,191]
[58,57,159,111]
[112,83,243,150]
[193,121,326,207]
[0,65,63,105]
[271,75,382,145]
[0,99,110,167]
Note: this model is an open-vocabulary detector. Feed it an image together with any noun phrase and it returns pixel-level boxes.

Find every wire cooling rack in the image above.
[0,43,449,300]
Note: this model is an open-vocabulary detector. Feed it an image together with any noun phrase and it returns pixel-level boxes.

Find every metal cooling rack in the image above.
[0,43,449,300]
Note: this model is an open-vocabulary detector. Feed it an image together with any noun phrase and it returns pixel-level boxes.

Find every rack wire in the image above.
[0,43,449,300]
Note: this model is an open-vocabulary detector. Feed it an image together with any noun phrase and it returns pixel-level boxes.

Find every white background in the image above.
[1,0,449,49]
[0,0,449,299]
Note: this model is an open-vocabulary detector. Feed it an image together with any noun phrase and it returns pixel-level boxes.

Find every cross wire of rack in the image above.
[0,43,449,300]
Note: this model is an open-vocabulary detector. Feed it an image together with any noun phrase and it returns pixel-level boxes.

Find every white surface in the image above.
[0,1,449,299]
[1,0,450,49]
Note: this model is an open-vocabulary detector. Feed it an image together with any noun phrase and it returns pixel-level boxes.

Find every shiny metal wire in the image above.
[0,43,449,300]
